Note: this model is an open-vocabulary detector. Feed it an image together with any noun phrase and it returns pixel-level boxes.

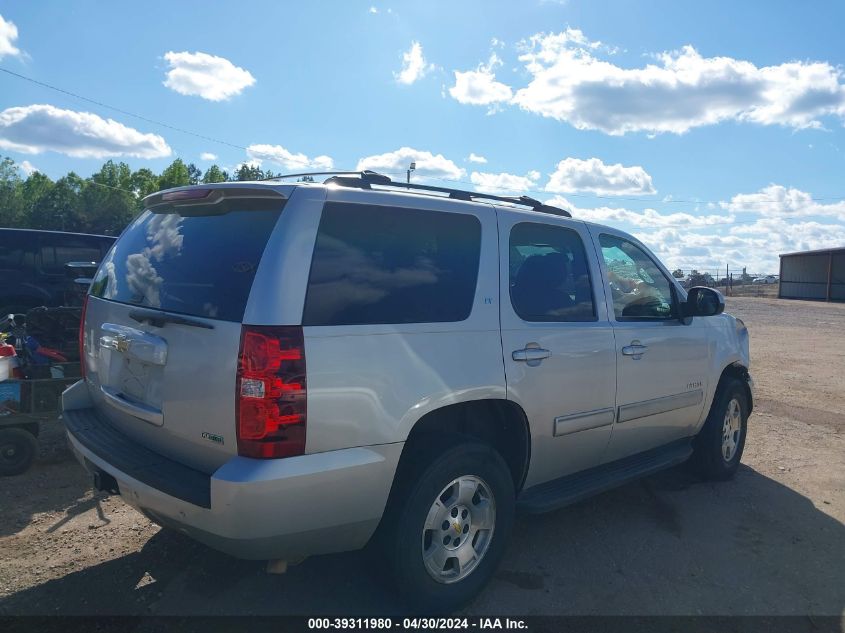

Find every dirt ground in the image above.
[0,296,843,617]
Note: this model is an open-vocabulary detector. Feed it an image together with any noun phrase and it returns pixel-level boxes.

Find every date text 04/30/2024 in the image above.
[307,618,528,630]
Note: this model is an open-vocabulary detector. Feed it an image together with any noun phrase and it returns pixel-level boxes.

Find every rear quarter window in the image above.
[303,202,482,326]
[90,202,283,322]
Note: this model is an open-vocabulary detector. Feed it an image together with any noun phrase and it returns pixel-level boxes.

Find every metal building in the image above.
[779,247,845,302]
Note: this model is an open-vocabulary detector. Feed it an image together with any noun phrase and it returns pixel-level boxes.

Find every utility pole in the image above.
[407,162,416,184]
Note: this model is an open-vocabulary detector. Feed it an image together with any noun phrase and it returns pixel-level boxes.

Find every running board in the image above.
[517,438,693,514]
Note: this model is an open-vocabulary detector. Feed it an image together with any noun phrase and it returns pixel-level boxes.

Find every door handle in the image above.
[621,340,648,359]
[512,347,551,364]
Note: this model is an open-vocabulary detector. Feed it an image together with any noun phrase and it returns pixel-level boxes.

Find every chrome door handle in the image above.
[512,348,551,364]
[621,340,648,359]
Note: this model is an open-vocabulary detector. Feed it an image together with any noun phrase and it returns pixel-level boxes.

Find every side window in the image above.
[39,236,103,275]
[303,203,482,326]
[599,234,675,320]
[0,234,25,272]
[509,222,596,322]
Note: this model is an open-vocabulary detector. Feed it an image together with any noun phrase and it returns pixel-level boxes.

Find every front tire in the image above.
[383,440,515,613]
[692,377,749,480]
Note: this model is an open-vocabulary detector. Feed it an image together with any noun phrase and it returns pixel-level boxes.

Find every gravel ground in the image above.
[0,296,843,617]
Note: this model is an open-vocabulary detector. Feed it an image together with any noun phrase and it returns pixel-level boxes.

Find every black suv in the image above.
[0,229,115,314]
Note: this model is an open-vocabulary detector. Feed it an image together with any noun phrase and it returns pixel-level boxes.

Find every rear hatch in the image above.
[82,187,286,473]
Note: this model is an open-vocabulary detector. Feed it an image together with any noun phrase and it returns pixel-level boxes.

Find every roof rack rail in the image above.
[261,170,365,182]
[266,170,572,218]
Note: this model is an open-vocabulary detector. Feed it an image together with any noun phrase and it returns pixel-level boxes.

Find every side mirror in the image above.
[683,286,725,318]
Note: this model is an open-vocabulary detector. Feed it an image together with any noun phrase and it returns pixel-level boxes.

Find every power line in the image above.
[4,66,845,211]
[372,170,845,207]
[0,66,247,150]
[86,180,138,195]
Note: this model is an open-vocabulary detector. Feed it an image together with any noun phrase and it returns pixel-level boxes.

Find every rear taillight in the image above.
[236,326,306,459]
[78,294,89,379]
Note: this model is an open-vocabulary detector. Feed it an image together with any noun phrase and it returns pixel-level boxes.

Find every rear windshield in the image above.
[90,202,283,322]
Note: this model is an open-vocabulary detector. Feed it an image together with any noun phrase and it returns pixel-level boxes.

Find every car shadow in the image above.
[0,453,104,539]
[2,464,843,616]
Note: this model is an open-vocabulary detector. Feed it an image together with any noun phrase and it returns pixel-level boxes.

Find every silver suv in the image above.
[63,172,753,611]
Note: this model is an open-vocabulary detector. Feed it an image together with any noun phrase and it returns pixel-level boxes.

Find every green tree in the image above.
[234,163,264,181]
[83,161,137,234]
[687,270,714,287]
[131,168,160,201]
[201,164,228,183]
[0,157,24,227]
[158,158,192,190]
[30,173,85,231]
[671,268,684,278]
[18,172,55,228]
[187,162,202,185]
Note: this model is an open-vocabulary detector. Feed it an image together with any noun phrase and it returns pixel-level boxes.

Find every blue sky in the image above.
[1,0,845,272]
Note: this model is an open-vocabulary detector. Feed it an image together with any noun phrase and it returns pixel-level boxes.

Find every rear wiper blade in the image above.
[129,308,214,329]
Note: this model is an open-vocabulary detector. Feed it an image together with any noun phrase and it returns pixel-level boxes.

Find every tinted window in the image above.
[509,222,596,322]
[599,234,675,320]
[90,204,282,322]
[39,236,105,274]
[303,202,482,326]
[0,234,26,272]
[0,232,38,273]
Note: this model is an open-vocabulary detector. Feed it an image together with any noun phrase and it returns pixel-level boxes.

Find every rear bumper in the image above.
[62,381,402,560]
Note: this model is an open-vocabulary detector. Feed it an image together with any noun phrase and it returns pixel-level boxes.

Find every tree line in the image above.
[0,156,287,235]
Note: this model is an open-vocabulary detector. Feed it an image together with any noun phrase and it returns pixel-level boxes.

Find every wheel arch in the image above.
[717,361,753,414]
[397,399,531,494]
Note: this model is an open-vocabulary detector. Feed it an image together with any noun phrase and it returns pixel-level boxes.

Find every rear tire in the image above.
[692,377,749,480]
[382,440,515,613]
[0,427,39,477]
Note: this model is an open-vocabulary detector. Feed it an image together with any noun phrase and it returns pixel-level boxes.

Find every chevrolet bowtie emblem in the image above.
[453,522,462,534]
[115,337,130,353]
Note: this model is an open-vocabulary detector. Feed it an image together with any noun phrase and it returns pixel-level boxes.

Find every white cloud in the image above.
[199,152,218,161]
[634,219,845,273]
[356,147,465,181]
[629,185,845,271]
[0,14,22,60]
[369,6,378,13]
[467,153,488,164]
[18,160,37,176]
[163,51,256,101]
[449,54,513,106]
[521,27,605,52]
[246,144,333,170]
[395,41,434,85]
[535,179,845,272]
[0,104,171,159]
[545,157,656,196]
[451,28,845,135]
[471,170,540,195]
[547,195,733,229]
[721,184,845,221]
